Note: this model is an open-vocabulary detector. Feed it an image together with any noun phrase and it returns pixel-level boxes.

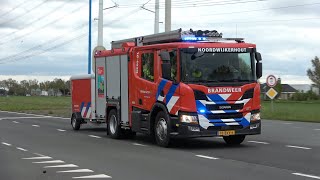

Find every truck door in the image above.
[135,50,157,111]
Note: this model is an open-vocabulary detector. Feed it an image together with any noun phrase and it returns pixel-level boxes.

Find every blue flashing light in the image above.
[182,36,207,41]
[199,109,206,113]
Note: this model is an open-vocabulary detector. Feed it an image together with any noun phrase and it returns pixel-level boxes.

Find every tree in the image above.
[307,56,320,92]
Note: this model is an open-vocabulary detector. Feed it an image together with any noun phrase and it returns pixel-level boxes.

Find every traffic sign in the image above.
[266,75,277,87]
[266,88,278,99]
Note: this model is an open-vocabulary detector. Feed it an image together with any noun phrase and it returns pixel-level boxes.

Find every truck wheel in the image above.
[71,114,81,130]
[107,109,122,139]
[223,135,245,145]
[154,111,170,147]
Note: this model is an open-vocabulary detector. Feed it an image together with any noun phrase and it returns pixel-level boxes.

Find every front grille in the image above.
[206,112,243,119]
[206,104,244,111]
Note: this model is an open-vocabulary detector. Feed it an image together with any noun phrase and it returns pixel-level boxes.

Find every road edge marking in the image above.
[195,154,219,160]
[88,135,102,139]
[247,141,270,145]
[16,147,28,152]
[72,174,112,179]
[1,142,12,146]
[286,145,311,150]
[292,173,320,179]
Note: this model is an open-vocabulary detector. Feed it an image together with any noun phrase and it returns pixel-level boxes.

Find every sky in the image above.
[0,0,319,84]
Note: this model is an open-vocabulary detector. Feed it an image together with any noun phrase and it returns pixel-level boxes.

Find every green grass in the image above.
[261,100,320,123]
[0,96,71,118]
[0,96,319,122]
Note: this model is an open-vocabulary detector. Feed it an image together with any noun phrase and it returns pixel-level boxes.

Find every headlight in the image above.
[251,112,261,121]
[180,114,198,124]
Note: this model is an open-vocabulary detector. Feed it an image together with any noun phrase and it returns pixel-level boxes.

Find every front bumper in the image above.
[170,120,261,138]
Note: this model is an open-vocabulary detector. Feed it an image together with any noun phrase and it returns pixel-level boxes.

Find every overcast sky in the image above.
[0,0,319,84]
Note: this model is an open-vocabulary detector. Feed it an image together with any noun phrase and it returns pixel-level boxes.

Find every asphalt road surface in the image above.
[0,110,319,180]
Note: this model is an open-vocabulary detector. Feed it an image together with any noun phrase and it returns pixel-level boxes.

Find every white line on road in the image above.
[1,142,12,146]
[33,153,46,157]
[57,129,66,132]
[0,117,52,120]
[195,154,219,160]
[247,141,270,145]
[32,125,40,127]
[89,135,102,139]
[283,122,293,125]
[57,169,94,173]
[132,143,147,146]
[286,145,311,150]
[44,164,78,168]
[72,174,112,179]
[0,110,69,120]
[292,173,320,179]
[12,121,19,123]
[23,156,52,160]
[314,129,320,131]
[33,160,65,164]
[16,147,28,152]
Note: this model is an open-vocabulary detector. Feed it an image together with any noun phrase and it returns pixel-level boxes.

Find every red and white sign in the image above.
[266,75,277,87]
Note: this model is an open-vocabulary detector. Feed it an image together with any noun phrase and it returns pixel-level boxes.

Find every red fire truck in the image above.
[70,29,262,147]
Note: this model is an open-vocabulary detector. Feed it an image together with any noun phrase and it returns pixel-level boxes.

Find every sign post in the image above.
[266,75,278,112]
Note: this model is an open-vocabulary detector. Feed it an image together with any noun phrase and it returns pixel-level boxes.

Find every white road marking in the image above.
[32,125,40,127]
[286,145,311,150]
[283,122,293,125]
[1,142,12,146]
[132,143,147,146]
[292,173,320,179]
[57,129,66,132]
[16,147,28,152]
[195,154,219,160]
[89,135,102,139]
[33,160,65,164]
[72,174,112,179]
[12,121,19,123]
[247,141,270,145]
[0,117,52,120]
[44,164,78,168]
[314,129,320,131]
[23,156,52,160]
[57,169,94,173]
[33,153,46,157]
[0,110,69,120]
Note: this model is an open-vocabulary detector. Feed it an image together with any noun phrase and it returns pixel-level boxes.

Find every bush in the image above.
[291,90,319,101]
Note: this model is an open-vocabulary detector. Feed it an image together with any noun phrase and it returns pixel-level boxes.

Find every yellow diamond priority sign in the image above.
[266,88,278,99]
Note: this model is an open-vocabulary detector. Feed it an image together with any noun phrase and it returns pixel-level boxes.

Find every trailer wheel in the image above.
[223,135,245,145]
[71,114,81,130]
[107,109,122,139]
[154,111,170,147]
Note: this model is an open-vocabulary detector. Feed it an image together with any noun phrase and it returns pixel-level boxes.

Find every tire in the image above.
[107,109,122,139]
[223,135,246,145]
[154,111,171,147]
[71,114,81,130]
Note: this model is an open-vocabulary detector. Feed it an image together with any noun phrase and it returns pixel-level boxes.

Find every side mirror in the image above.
[162,62,171,80]
[255,52,262,61]
[256,62,262,79]
[160,51,170,61]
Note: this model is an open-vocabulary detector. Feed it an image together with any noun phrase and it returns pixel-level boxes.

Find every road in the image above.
[0,110,319,180]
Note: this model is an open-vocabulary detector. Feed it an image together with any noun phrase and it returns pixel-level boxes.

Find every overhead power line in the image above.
[0,3,87,46]
[0,5,145,64]
[0,0,75,40]
[0,0,51,26]
[0,0,30,19]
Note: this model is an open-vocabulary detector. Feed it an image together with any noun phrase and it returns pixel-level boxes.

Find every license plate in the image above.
[218,130,235,136]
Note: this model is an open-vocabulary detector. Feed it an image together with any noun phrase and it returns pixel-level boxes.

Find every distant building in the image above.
[291,84,319,95]
[260,83,298,100]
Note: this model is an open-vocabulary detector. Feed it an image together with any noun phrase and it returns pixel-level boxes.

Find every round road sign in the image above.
[266,75,277,87]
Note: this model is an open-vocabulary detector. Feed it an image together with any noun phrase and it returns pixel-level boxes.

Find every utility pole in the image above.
[88,0,92,74]
[165,0,171,32]
[97,0,103,46]
[154,0,159,34]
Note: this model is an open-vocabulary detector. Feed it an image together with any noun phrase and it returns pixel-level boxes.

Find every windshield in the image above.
[180,48,255,83]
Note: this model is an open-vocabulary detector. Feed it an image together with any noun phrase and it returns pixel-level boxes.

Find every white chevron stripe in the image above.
[157,95,164,102]
[244,113,251,122]
[210,110,240,114]
[86,107,91,118]
[167,96,179,112]
[225,122,240,125]
[198,115,212,129]
[81,107,86,117]
[219,94,231,100]
[220,119,237,123]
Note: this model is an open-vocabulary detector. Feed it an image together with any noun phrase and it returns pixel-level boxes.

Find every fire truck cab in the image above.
[70,29,262,147]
